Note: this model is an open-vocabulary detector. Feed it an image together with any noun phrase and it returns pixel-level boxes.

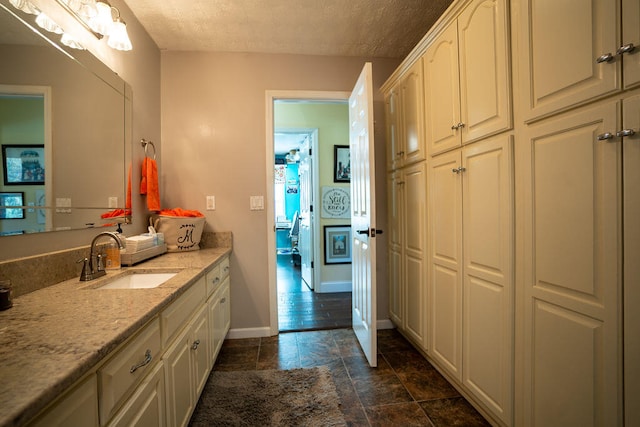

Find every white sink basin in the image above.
[97,272,178,289]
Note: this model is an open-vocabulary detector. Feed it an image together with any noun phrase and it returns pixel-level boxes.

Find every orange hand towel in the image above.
[159,208,204,217]
[140,157,160,212]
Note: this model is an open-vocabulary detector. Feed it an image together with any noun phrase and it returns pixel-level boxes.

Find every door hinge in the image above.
[311,261,314,268]
[310,205,313,212]
[309,148,312,156]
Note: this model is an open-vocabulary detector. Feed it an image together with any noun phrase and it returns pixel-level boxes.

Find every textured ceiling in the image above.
[123,0,453,58]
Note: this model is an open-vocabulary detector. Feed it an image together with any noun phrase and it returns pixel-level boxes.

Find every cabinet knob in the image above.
[597,132,615,141]
[452,166,466,174]
[191,339,201,350]
[617,129,636,138]
[596,53,614,63]
[617,43,635,55]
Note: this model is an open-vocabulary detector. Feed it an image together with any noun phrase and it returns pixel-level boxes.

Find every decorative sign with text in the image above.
[321,186,350,219]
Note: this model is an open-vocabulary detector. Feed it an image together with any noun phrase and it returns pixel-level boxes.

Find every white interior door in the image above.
[298,137,313,289]
[350,62,377,367]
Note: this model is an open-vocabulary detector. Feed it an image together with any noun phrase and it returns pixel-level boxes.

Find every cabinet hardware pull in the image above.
[451,122,465,130]
[396,151,404,156]
[191,339,201,350]
[452,166,466,174]
[221,298,226,304]
[130,349,152,373]
[224,266,229,272]
[617,129,636,138]
[213,277,220,284]
[617,43,635,55]
[597,132,615,141]
[596,53,614,63]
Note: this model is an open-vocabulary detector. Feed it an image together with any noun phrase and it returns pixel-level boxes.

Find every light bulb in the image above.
[36,13,64,34]
[90,0,113,35]
[107,18,132,51]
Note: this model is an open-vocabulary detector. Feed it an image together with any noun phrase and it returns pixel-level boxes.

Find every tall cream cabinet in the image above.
[423,0,511,156]
[516,0,640,123]
[387,162,428,350]
[428,135,514,425]
[385,60,426,172]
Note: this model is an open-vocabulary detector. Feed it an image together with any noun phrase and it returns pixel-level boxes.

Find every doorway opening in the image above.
[269,96,353,333]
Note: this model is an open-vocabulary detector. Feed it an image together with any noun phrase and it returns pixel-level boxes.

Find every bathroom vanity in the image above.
[0,247,231,427]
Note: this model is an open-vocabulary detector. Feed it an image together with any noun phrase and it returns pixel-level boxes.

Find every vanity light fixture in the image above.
[9,0,39,14]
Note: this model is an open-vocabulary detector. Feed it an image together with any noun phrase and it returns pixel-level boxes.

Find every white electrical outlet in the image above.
[206,196,216,210]
[250,195,264,211]
[55,198,72,213]
[108,197,118,208]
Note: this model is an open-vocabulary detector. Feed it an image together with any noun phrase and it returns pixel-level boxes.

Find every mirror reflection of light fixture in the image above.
[286,149,300,163]
[9,0,39,14]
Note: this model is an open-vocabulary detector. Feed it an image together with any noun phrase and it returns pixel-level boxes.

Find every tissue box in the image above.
[154,216,205,252]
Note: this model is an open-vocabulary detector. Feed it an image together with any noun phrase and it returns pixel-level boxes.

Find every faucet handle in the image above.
[77,258,92,281]
[96,253,105,272]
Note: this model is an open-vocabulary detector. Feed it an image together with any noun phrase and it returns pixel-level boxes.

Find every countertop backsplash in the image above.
[0,231,232,298]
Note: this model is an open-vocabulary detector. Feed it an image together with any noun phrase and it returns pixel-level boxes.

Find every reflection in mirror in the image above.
[0,0,131,236]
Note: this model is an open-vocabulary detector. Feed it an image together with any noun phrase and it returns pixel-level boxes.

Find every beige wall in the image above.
[161,51,399,330]
[0,0,161,260]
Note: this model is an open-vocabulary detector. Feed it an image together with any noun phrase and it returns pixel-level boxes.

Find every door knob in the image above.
[356,228,384,237]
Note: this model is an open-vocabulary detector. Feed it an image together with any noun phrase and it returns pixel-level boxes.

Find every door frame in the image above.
[265,90,350,335]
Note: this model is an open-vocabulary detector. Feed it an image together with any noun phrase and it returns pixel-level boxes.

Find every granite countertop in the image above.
[0,247,230,427]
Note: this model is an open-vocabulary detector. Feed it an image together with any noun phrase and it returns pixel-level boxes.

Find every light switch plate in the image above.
[206,196,215,210]
[250,195,264,211]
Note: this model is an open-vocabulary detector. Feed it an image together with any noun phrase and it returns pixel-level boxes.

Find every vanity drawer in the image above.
[98,317,161,425]
[161,276,206,346]
[205,264,221,297]
[219,256,230,280]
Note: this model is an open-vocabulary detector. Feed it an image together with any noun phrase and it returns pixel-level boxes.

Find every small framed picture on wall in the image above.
[333,145,350,183]
[324,225,351,264]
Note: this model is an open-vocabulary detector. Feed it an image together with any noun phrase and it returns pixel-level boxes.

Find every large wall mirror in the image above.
[0,0,131,237]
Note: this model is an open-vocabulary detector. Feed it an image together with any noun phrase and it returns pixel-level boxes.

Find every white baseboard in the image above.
[228,319,395,340]
[227,327,273,339]
[315,280,351,293]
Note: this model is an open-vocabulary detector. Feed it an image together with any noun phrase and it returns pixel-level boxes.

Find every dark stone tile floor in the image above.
[211,328,491,426]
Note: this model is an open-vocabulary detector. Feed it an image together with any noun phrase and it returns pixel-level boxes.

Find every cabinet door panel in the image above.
[403,163,427,348]
[164,334,194,427]
[623,95,640,427]
[402,62,425,165]
[517,0,619,121]
[429,151,462,378]
[388,247,403,326]
[622,0,640,89]
[521,101,621,425]
[192,306,210,397]
[385,89,402,171]
[109,363,165,427]
[458,0,511,143]
[424,23,461,155]
[462,135,513,424]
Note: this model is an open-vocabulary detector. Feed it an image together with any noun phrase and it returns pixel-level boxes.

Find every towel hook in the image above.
[140,139,156,160]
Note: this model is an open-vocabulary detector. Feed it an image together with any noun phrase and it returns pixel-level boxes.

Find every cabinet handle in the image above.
[597,132,615,141]
[617,43,635,55]
[223,266,229,273]
[452,166,466,174]
[617,129,636,138]
[596,53,614,63]
[451,122,465,130]
[396,151,404,156]
[212,277,220,284]
[191,339,201,350]
[220,298,226,304]
[130,349,152,373]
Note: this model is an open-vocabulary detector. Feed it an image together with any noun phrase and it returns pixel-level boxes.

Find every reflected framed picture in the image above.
[333,145,350,183]
[0,192,25,219]
[324,225,351,264]
[2,144,45,185]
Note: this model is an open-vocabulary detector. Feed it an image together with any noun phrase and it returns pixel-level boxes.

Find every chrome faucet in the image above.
[79,231,124,281]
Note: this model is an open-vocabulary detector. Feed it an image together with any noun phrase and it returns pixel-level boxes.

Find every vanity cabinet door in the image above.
[164,326,195,427]
[107,362,165,427]
[28,376,98,427]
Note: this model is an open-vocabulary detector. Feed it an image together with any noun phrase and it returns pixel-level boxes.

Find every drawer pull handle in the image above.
[221,298,226,304]
[617,129,636,138]
[617,43,635,55]
[223,266,229,273]
[596,53,614,63]
[191,339,201,350]
[597,132,614,141]
[213,277,220,284]
[130,349,152,374]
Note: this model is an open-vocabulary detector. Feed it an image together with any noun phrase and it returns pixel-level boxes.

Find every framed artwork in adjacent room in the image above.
[324,225,351,264]
[333,145,350,182]
[0,192,25,219]
[2,144,45,185]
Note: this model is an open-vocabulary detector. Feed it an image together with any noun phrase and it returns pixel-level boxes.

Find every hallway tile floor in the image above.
[213,328,490,426]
